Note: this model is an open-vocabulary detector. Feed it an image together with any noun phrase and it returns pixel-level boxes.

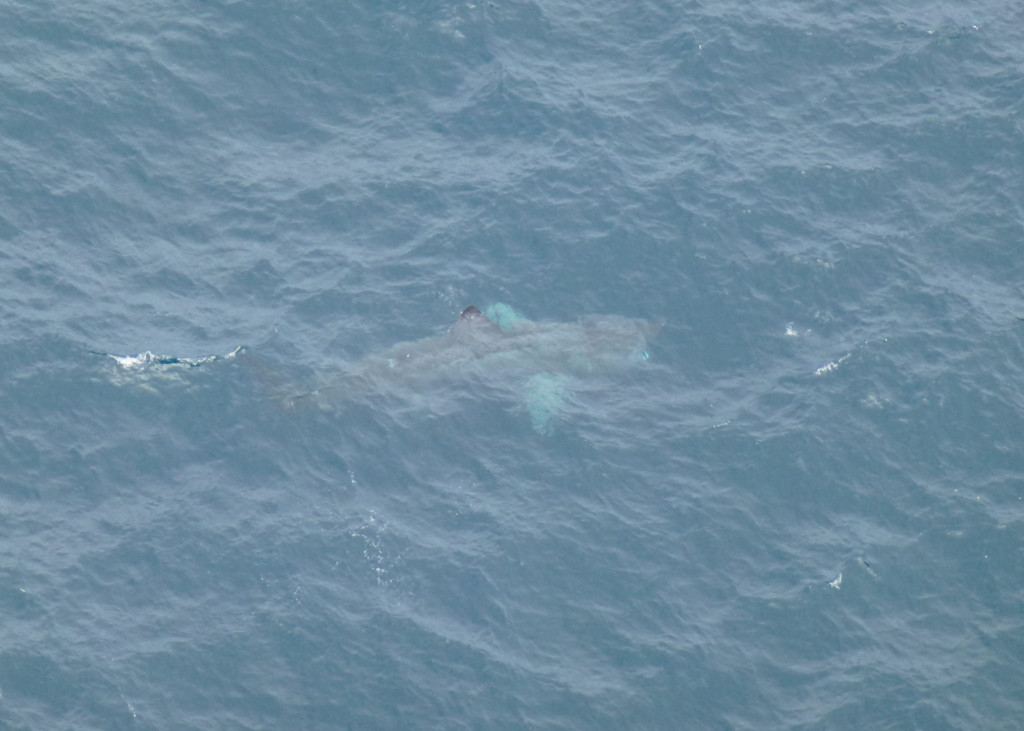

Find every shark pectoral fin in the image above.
[523,373,572,434]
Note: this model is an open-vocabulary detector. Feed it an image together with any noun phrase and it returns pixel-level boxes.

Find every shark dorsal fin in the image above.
[451,305,496,336]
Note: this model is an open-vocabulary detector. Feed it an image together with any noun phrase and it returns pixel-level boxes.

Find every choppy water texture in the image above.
[2,1,1023,729]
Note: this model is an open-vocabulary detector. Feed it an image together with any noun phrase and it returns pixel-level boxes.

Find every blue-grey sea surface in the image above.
[1,1,1022,729]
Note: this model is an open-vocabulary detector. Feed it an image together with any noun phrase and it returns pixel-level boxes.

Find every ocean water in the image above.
[1,0,1022,728]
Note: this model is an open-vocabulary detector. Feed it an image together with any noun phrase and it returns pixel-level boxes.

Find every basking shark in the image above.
[296,303,660,433]
[101,303,660,433]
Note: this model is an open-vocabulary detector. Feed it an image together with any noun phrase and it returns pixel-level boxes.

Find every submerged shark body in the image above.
[304,303,659,433]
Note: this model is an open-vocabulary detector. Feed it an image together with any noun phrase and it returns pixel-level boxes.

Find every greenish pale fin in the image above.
[484,303,532,332]
[524,373,571,434]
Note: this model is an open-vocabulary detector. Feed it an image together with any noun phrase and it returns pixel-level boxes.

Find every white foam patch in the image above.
[107,346,245,372]
[815,352,851,376]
